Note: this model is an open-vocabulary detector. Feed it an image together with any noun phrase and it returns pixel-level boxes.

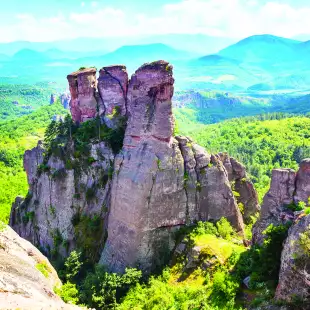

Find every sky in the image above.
[0,0,310,42]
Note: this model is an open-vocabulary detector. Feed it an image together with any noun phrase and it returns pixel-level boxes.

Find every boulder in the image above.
[0,224,79,309]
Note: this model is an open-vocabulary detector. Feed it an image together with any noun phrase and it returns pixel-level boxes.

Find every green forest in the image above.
[0,82,60,121]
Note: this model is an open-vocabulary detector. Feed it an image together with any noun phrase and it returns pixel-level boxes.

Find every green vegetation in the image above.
[55,250,142,309]
[36,261,52,278]
[0,82,60,121]
[177,113,310,200]
[0,101,67,223]
[51,219,290,309]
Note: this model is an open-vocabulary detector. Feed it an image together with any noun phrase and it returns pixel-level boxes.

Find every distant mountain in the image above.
[0,34,236,56]
[76,43,197,73]
[103,43,196,61]
[218,34,301,63]
[12,49,50,62]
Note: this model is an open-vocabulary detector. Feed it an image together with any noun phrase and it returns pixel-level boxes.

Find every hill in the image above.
[218,34,301,63]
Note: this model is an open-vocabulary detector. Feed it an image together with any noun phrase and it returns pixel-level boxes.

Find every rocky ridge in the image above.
[10,61,259,274]
[0,224,79,309]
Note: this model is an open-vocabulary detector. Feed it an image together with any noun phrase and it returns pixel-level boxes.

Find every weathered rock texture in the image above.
[275,214,310,307]
[67,68,99,123]
[0,225,79,309]
[98,65,128,127]
[100,61,244,273]
[10,141,114,262]
[253,160,310,244]
[11,61,257,274]
[218,152,260,221]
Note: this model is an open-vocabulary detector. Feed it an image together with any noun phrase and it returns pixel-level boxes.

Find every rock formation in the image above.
[253,160,310,244]
[275,214,310,306]
[0,224,79,309]
[67,68,99,123]
[60,93,71,110]
[50,94,56,104]
[10,61,257,274]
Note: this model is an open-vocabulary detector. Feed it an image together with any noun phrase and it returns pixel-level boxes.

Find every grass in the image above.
[194,234,245,264]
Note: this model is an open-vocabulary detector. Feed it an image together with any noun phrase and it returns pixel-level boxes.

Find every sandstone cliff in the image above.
[0,224,79,309]
[10,61,258,274]
[253,159,310,245]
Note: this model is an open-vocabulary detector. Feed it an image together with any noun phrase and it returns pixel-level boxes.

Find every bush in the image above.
[64,251,83,282]
[54,282,79,305]
[79,265,142,309]
[216,218,235,240]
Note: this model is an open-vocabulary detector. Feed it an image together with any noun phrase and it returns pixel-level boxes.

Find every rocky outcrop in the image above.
[10,141,114,263]
[218,152,260,220]
[50,94,56,104]
[100,62,244,273]
[98,65,128,128]
[60,93,71,110]
[67,68,99,123]
[275,214,310,307]
[23,140,44,187]
[11,61,257,274]
[253,161,310,244]
[0,224,79,309]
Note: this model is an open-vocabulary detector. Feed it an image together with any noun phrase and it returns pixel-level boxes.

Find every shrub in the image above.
[64,251,83,282]
[216,218,235,240]
[36,261,51,278]
[54,282,79,305]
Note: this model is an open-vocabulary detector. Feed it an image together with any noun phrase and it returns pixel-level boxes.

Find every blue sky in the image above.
[0,0,310,42]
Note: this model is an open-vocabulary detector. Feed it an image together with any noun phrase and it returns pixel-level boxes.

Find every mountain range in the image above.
[0,34,310,91]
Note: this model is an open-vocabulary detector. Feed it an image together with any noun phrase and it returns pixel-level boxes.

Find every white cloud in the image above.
[2,0,310,42]
[91,1,98,8]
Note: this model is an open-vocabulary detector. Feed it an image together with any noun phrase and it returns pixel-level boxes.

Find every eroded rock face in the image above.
[23,140,44,187]
[98,65,128,127]
[100,62,244,273]
[10,141,114,262]
[275,214,310,307]
[252,163,310,244]
[219,153,260,220]
[294,159,310,204]
[11,61,257,274]
[67,68,99,123]
[0,225,79,309]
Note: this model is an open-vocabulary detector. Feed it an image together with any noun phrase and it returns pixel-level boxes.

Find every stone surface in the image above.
[50,94,56,104]
[98,65,128,127]
[10,141,114,261]
[23,140,44,188]
[60,92,71,110]
[219,152,260,220]
[100,62,245,273]
[252,162,310,244]
[198,154,244,231]
[0,225,79,309]
[294,159,310,204]
[67,68,99,123]
[275,214,310,307]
